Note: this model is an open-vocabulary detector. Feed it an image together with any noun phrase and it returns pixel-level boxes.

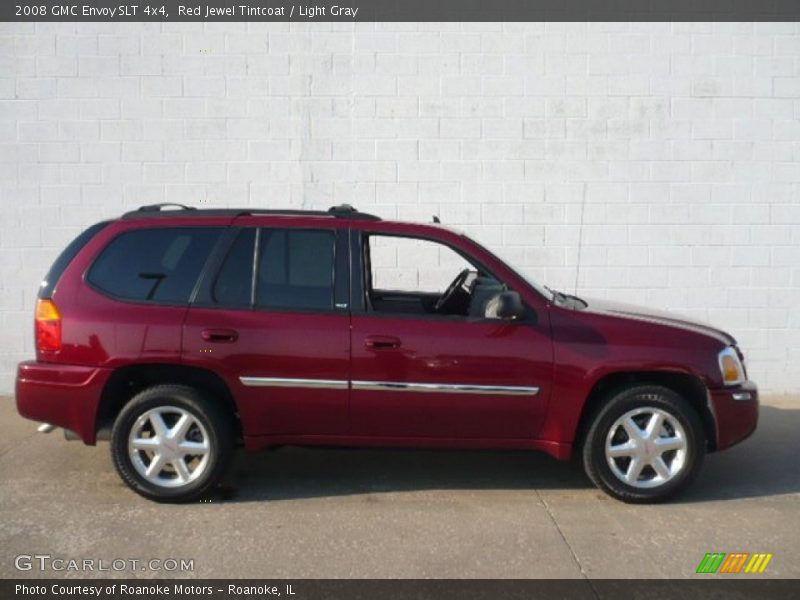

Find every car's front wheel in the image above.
[582,385,705,503]
[111,385,234,502]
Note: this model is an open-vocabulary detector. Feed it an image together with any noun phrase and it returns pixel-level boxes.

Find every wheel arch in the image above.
[573,370,717,454]
[96,363,242,440]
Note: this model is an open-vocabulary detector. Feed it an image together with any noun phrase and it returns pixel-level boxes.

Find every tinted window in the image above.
[213,229,255,308]
[39,221,110,299]
[256,229,335,311]
[88,227,222,304]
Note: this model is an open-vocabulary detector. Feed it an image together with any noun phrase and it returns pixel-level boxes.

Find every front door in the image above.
[349,231,552,440]
[182,221,351,437]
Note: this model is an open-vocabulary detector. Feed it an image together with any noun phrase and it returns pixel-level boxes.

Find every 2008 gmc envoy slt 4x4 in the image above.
[16,203,758,503]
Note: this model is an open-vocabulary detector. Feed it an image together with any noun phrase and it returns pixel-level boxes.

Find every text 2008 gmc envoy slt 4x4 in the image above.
[16,203,758,503]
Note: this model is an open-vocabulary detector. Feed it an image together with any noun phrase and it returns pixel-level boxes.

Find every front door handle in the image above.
[201,328,239,343]
[364,335,402,350]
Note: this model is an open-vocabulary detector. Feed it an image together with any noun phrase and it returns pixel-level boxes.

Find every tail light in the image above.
[35,298,62,352]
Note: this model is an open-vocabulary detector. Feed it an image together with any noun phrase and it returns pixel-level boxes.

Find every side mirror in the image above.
[485,291,525,320]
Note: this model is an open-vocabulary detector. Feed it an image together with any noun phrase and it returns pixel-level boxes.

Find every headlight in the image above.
[718,346,745,386]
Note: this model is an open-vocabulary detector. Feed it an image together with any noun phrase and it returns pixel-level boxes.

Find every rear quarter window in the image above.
[39,221,110,299]
[87,227,222,304]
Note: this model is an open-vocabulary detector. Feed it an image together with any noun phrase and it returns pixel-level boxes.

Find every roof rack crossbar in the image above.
[327,204,380,220]
[137,203,197,212]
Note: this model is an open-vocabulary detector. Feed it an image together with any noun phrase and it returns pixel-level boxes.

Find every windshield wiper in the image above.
[544,286,568,303]
[544,286,588,308]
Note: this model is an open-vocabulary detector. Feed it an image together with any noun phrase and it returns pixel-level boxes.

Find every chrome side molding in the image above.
[239,376,539,397]
[239,376,349,390]
[351,380,539,396]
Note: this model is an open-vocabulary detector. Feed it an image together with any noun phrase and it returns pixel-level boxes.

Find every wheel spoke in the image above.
[131,437,160,450]
[625,457,645,483]
[170,413,193,441]
[178,440,209,455]
[645,412,665,439]
[149,412,169,439]
[654,436,683,453]
[622,417,643,440]
[608,440,637,458]
[652,456,671,480]
[145,453,166,478]
[172,458,192,483]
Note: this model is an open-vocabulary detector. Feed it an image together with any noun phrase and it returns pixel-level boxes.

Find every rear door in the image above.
[182,217,351,438]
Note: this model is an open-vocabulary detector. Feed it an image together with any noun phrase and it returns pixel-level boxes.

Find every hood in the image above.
[578,296,736,347]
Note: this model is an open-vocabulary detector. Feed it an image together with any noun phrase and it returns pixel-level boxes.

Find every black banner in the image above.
[3,0,800,22]
[4,579,800,600]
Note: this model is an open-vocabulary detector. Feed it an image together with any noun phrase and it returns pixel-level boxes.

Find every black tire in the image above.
[582,385,705,503]
[111,384,235,503]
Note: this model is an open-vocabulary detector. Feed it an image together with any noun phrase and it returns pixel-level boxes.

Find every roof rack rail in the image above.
[121,204,381,221]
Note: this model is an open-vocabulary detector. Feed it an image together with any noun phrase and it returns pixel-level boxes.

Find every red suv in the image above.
[16,203,758,503]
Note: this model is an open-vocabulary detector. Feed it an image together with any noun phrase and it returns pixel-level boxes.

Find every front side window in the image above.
[212,227,336,312]
[88,227,222,304]
[364,234,506,319]
[368,234,474,294]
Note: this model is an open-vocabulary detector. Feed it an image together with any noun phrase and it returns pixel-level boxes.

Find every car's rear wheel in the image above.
[582,385,705,503]
[111,385,234,502]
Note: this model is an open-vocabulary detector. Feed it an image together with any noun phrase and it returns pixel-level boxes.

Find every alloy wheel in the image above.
[128,406,211,488]
[604,407,688,489]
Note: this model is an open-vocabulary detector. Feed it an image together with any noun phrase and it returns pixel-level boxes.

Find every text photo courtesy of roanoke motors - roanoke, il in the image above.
[1,1,800,600]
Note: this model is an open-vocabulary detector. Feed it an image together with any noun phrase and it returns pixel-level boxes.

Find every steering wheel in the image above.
[434,268,471,314]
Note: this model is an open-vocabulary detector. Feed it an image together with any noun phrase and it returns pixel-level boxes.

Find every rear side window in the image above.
[88,227,222,304]
[39,221,110,299]
[213,229,255,308]
[256,229,335,311]
[211,228,336,311]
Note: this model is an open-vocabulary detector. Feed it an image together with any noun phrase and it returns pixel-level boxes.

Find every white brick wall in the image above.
[1,22,799,393]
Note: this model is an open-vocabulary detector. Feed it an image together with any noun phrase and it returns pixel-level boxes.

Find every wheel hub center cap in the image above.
[162,439,178,457]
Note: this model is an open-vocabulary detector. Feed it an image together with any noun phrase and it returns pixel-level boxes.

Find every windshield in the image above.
[461,233,554,301]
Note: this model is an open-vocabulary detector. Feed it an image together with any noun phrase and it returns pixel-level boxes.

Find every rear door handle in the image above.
[364,335,401,350]
[201,328,239,343]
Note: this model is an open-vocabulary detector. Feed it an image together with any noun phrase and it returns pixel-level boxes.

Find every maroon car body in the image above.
[16,204,758,502]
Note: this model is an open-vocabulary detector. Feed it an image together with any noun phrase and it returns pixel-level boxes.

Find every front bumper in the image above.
[708,380,759,451]
[16,361,112,445]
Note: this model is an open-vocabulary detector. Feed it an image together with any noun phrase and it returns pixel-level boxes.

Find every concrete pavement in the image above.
[1,395,798,579]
